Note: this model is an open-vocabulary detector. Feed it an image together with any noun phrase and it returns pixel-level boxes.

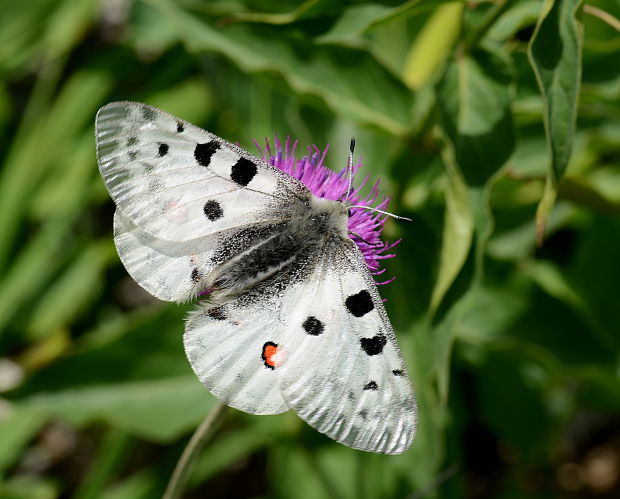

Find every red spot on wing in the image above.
[261,341,279,369]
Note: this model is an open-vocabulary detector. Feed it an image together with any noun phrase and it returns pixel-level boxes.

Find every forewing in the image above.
[275,241,417,454]
[96,102,307,242]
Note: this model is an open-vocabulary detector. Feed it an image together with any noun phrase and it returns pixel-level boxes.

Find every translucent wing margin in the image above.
[114,208,295,302]
[113,210,221,302]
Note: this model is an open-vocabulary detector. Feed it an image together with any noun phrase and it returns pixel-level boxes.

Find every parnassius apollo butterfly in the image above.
[95,102,417,454]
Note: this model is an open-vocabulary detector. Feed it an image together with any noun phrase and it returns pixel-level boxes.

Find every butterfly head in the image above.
[259,136,401,281]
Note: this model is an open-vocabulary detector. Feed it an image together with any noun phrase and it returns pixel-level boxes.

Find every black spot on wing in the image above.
[363,380,378,390]
[207,307,226,321]
[360,334,387,356]
[231,158,257,186]
[191,268,202,283]
[392,369,405,377]
[158,143,169,157]
[176,121,184,133]
[128,150,138,161]
[302,316,324,336]
[345,290,374,317]
[203,200,223,221]
[195,141,219,167]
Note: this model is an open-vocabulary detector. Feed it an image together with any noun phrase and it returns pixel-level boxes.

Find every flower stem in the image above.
[163,402,228,499]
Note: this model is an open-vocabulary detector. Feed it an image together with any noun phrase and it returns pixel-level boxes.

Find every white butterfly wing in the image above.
[184,288,291,415]
[96,102,306,243]
[113,211,221,301]
[98,102,309,302]
[98,101,416,451]
[276,241,416,454]
[183,240,416,452]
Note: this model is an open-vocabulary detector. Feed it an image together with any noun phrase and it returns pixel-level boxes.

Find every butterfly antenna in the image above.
[344,137,355,201]
[349,205,413,222]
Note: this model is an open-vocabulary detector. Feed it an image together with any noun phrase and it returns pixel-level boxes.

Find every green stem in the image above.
[584,4,620,32]
[163,402,228,499]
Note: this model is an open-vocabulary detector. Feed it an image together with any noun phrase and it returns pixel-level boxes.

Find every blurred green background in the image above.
[1,0,619,497]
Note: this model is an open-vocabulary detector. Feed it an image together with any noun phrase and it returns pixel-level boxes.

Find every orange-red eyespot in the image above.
[261,341,280,369]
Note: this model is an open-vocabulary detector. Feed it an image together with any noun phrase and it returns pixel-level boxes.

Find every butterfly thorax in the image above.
[303,196,349,239]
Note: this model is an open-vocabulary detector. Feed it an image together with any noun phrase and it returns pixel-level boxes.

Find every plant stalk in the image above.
[163,402,228,499]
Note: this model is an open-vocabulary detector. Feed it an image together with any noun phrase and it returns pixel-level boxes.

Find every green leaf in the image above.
[26,241,116,339]
[21,376,215,442]
[436,45,516,186]
[74,429,134,499]
[529,0,585,179]
[188,417,289,489]
[396,321,448,490]
[316,4,402,45]
[224,0,338,25]
[488,0,542,42]
[316,0,457,45]
[486,202,576,261]
[403,2,464,89]
[0,475,58,499]
[0,70,111,271]
[9,306,210,442]
[0,221,75,336]
[528,0,585,242]
[522,259,588,313]
[429,136,474,315]
[535,177,559,244]
[145,0,414,136]
[432,279,529,404]
[0,408,44,475]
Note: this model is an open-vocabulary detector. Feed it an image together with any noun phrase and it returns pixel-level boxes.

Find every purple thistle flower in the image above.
[254,136,400,286]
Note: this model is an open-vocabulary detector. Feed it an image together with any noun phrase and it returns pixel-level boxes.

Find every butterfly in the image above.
[95,102,417,454]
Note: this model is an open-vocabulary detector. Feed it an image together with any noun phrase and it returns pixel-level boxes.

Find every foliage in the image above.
[1,0,619,497]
